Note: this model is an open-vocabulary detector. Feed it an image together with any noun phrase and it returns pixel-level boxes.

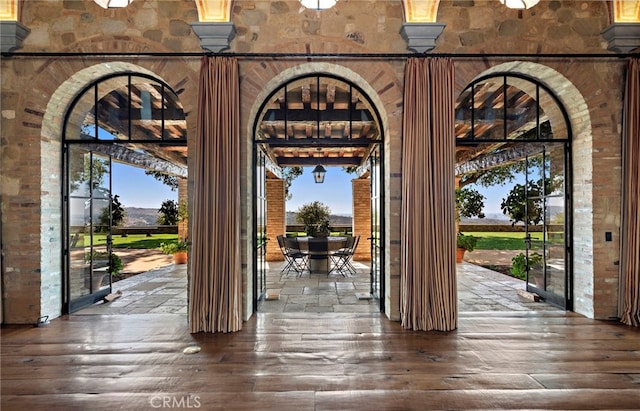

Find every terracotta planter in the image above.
[173,251,188,264]
[456,248,466,263]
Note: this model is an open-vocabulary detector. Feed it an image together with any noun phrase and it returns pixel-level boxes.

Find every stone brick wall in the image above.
[266,179,285,261]
[0,0,632,323]
[351,177,371,261]
[1,0,201,323]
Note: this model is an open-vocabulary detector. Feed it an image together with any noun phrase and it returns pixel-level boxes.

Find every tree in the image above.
[456,187,485,222]
[158,199,179,225]
[295,201,332,237]
[500,180,544,226]
[110,195,126,227]
[70,155,109,193]
[282,166,303,200]
[97,194,126,231]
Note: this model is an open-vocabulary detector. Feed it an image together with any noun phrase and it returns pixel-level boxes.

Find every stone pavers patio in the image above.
[76,258,561,315]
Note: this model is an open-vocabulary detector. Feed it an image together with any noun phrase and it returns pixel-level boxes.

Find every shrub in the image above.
[510,252,542,280]
[85,250,124,275]
[160,240,189,254]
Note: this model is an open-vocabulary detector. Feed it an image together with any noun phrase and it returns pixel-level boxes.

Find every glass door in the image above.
[254,147,268,310]
[525,143,570,309]
[369,145,383,311]
[66,146,113,312]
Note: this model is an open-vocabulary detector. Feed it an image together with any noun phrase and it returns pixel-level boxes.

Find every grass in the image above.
[461,231,544,250]
[86,233,178,249]
[88,231,543,252]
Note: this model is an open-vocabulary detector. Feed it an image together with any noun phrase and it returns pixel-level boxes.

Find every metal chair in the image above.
[281,236,309,277]
[329,235,358,276]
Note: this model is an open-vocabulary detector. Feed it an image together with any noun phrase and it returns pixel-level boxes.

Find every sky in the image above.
[112,163,355,214]
[112,161,518,218]
[112,162,177,209]
[286,167,354,216]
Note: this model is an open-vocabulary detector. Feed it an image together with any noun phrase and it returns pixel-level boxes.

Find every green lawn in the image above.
[87,233,178,249]
[460,231,544,250]
[88,231,541,251]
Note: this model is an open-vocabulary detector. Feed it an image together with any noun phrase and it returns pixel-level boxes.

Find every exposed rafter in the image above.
[455,144,543,176]
[84,143,187,177]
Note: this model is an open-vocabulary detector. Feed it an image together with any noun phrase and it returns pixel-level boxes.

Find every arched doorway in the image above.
[251,73,385,314]
[62,72,188,313]
[455,72,572,309]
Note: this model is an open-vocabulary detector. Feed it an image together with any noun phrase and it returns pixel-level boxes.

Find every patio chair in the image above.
[281,236,309,277]
[329,235,359,277]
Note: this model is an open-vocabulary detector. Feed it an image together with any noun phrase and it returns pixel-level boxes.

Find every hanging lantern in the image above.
[499,0,540,9]
[312,165,327,184]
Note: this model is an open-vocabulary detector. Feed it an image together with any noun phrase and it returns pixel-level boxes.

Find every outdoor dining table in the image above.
[296,236,348,274]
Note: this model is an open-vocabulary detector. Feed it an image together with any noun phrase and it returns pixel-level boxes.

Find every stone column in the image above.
[352,178,371,261]
[178,178,188,241]
[266,179,285,261]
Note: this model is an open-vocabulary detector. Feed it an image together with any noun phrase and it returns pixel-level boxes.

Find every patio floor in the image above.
[76,259,562,315]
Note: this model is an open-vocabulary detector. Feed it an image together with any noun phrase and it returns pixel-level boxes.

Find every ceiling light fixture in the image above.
[299,0,338,11]
[94,0,133,9]
[499,0,540,9]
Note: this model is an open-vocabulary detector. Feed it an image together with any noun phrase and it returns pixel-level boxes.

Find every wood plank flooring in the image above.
[2,311,639,410]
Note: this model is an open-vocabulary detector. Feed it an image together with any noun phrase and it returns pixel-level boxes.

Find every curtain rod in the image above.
[2,51,637,59]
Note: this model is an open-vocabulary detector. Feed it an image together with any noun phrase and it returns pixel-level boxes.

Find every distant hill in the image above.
[123,208,353,227]
[124,207,159,226]
[286,211,352,226]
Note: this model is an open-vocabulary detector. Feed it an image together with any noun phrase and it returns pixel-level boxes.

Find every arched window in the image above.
[455,73,572,309]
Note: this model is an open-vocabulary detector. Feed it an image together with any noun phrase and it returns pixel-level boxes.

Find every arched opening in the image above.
[455,72,573,310]
[251,73,385,314]
[62,72,188,313]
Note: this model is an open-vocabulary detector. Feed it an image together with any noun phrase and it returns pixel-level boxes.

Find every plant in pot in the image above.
[295,201,332,237]
[160,240,189,264]
[456,233,477,263]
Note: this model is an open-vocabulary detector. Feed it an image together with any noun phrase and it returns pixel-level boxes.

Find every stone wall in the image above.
[0,0,631,323]
[1,0,201,323]
[352,177,371,261]
[266,179,285,261]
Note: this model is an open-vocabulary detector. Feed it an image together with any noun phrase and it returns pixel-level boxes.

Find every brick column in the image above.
[352,178,371,261]
[266,179,285,261]
[178,178,188,241]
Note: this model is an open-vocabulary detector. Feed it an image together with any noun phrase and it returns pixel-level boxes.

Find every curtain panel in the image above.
[400,57,458,331]
[620,58,640,327]
[189,56,242,333]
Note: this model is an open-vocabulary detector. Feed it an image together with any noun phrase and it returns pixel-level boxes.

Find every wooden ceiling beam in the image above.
[83,143,187,177]
[277,157,363,166]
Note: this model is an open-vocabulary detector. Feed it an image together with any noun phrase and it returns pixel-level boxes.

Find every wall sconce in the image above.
[499,0,540,9]
[312,165,327,183]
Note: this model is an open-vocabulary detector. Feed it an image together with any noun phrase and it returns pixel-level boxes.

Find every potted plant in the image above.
[456,233,477,263]
[160,240,189,264]
[295,201,332,237]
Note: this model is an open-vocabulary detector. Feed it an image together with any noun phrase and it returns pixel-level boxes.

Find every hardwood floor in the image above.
[2,311,639,410]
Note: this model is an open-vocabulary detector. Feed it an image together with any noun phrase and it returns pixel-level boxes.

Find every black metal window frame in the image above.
[455,72,573,310]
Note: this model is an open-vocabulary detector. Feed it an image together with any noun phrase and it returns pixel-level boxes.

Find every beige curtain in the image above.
[401,58,457,331]
[620,58,640,327]
[189,56,242,333]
